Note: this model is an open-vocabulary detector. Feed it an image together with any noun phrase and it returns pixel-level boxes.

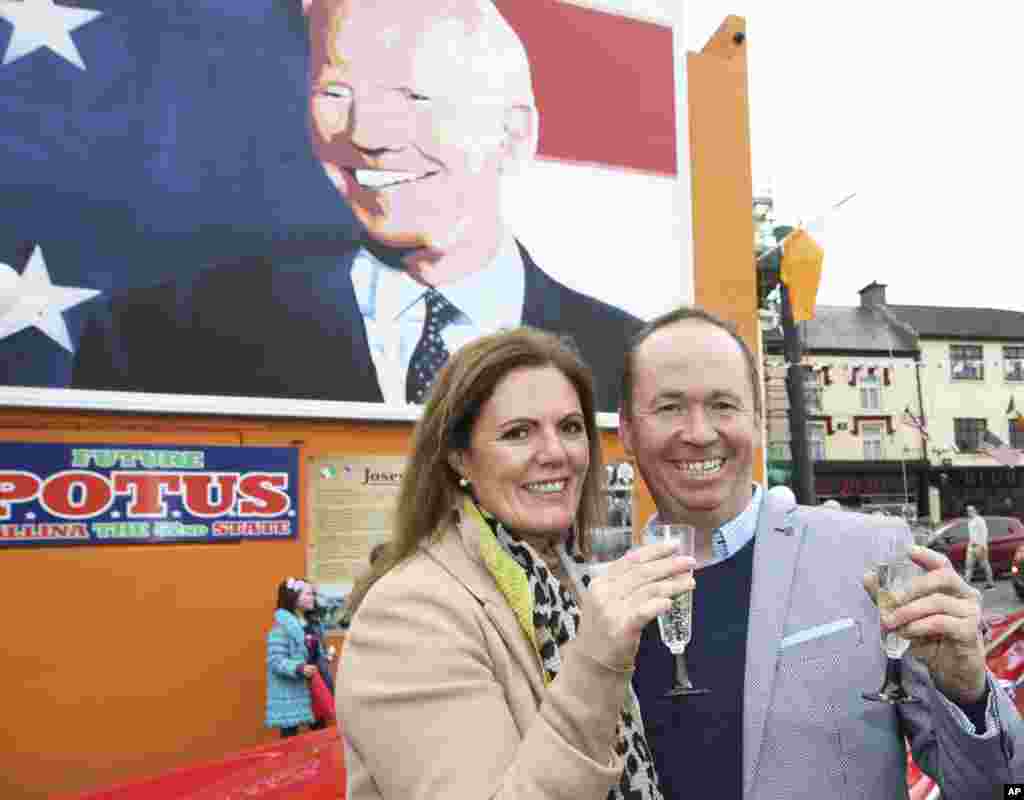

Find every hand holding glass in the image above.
[863,539,924,704]
[649,524,707,697]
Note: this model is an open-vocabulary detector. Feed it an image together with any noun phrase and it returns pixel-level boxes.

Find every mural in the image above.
[0,0,690,416]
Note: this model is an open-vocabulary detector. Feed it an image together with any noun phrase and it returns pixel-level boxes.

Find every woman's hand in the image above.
[301,664,317,678]
[574,542,695,670]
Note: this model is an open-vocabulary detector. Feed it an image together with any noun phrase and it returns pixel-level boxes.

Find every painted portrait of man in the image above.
[1,0,688,415]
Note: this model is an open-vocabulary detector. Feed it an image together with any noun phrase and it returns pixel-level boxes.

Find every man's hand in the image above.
[863,545,987,704]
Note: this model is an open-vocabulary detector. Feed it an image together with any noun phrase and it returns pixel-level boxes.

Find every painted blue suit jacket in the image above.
[72,243,641,412]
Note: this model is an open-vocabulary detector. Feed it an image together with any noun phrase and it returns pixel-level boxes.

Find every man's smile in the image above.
[672,457,727,479]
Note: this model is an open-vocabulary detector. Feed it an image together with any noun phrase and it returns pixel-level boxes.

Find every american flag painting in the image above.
[0,0,693,416]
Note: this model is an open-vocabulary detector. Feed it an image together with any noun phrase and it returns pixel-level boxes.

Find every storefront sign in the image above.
[815,473,908,498]
[0,443,298,546]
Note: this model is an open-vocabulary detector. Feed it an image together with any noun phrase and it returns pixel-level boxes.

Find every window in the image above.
[862,423,884,460]
[859,372,881,411]
[950,344,984,381]
[1005,346,1024,382]
[808,423,826,461]
[954,417,987,451]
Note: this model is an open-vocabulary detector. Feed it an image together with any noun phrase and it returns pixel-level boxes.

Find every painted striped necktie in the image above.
[406,288,459,404]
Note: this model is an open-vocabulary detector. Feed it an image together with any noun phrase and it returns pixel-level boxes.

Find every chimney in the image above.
[858,281,887,309]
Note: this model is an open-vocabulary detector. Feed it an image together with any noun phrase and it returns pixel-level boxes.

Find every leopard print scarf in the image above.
[481,510,662,800]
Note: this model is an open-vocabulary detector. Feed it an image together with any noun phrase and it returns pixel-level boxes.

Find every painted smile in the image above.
[349,168,439,190]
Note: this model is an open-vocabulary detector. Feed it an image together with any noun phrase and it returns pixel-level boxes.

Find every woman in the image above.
[307,589,336,692]
[338,327,694,799]
[266,577,317,737]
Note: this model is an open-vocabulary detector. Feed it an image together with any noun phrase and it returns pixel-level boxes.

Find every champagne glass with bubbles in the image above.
[650,523,708,697]
[863,525,923,704]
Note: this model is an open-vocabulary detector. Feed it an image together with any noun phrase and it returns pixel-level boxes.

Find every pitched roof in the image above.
[765,305,917,353]
[885,305,1024,340]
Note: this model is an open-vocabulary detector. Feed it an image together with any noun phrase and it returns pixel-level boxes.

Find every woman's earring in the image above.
[459,476,470,489]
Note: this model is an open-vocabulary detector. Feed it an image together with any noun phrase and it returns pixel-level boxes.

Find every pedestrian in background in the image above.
[305,584,337,725]
[964,505,996,589]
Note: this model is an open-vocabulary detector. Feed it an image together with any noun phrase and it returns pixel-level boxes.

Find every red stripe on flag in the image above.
[495,0,678,176]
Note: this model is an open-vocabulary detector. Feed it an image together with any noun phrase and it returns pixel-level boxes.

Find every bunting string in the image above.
[762,360,1022,371]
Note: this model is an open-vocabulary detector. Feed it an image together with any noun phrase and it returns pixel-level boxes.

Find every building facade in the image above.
[764,288,927,512]
[877,290,1024,517]
[763,280,1024,519]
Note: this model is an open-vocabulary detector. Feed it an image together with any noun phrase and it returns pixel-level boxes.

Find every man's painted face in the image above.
[620,321,761,532]
[308,0,512,254]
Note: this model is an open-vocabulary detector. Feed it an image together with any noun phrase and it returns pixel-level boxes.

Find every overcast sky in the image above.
[684,2,1023,312]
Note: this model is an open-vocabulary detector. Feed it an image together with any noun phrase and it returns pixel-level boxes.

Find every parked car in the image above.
[1012,545,1024,600]
[926,516,1024,579]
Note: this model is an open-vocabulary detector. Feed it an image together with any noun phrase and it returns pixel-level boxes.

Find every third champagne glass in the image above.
[862,530,923,704]
[649,523,707,697]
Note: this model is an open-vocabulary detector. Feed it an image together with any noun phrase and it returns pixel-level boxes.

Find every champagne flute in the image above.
[649,523,707,697]
[863,532,924,704]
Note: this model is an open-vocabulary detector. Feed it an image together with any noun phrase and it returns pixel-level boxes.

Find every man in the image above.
[965,505,996,589]
[619,306,1023,799]
[71,0,640,411]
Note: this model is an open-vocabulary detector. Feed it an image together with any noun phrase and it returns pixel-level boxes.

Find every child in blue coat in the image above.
[265,577,317,737]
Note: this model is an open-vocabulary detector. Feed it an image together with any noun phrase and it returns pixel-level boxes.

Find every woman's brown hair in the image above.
[345,326,606,614]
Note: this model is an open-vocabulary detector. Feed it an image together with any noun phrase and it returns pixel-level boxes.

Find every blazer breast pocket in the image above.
[779,617,863,665]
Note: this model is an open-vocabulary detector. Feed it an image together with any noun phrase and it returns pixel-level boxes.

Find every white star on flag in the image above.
[0,245,100,352]
[0,0,103,70]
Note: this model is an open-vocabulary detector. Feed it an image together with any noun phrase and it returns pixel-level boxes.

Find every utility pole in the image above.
[774,225,817,507]
[758,195,855,506]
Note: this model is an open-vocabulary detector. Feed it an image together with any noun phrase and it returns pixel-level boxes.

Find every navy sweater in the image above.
[632,536,755,800]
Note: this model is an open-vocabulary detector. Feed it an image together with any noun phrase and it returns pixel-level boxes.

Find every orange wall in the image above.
[688,16,762,483]
[0,417,626,798]
[0,17,753,799]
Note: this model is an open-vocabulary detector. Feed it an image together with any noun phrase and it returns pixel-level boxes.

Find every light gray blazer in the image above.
[744,500,1024,799]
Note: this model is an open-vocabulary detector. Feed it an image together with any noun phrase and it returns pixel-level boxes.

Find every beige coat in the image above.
[336,502,631,800]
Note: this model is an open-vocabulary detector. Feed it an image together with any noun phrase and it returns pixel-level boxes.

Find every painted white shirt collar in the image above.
[349,231,526,404]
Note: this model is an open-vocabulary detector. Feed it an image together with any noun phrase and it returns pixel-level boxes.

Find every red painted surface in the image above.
[63,727,345,800]
[906,608,1024,798]
[494,0,677,175]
